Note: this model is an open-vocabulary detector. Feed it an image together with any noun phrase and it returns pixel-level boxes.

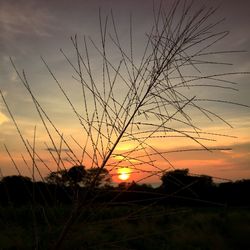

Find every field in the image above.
[1,205,250,249]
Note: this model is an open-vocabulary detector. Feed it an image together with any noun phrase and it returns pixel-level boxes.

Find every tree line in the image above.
[1,166,250,207]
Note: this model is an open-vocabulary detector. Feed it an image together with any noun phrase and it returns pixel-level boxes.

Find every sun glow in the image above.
[117,167,131,181]
[0,112,8,125]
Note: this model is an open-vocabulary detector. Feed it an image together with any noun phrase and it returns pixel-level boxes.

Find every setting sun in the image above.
[117,167,131,181]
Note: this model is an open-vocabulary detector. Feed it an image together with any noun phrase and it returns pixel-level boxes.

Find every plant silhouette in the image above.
[0,0,249,249]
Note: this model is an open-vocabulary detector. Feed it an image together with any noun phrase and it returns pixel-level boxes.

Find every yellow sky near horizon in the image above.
[0,120,249,184]
[0,112,8,125]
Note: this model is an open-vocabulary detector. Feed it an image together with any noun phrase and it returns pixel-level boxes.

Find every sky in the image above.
[0,0,249,184]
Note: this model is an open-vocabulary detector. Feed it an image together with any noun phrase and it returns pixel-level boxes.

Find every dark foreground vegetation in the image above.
[1,168,250,249]
[1,206,250,249]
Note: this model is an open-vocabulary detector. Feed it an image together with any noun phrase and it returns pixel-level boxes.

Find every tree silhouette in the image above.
[85,167,111,188]
[160,169,213,197]
[67,165,86,187]
[45,165,111,188]
[0,175,32,205]
[45,170,68,186]
[1,175,32,185]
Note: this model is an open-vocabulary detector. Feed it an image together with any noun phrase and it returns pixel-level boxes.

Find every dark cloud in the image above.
[0,0,58,55]
[232,142,250,152]
[45,147,70,153]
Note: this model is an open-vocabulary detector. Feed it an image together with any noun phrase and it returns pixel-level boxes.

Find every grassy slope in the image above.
[1,206,250,249]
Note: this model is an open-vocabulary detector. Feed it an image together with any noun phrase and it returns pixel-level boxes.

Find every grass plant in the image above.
[0,0,249,249]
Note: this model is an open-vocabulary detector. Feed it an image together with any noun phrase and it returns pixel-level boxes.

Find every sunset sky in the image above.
[0,0,249,184]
